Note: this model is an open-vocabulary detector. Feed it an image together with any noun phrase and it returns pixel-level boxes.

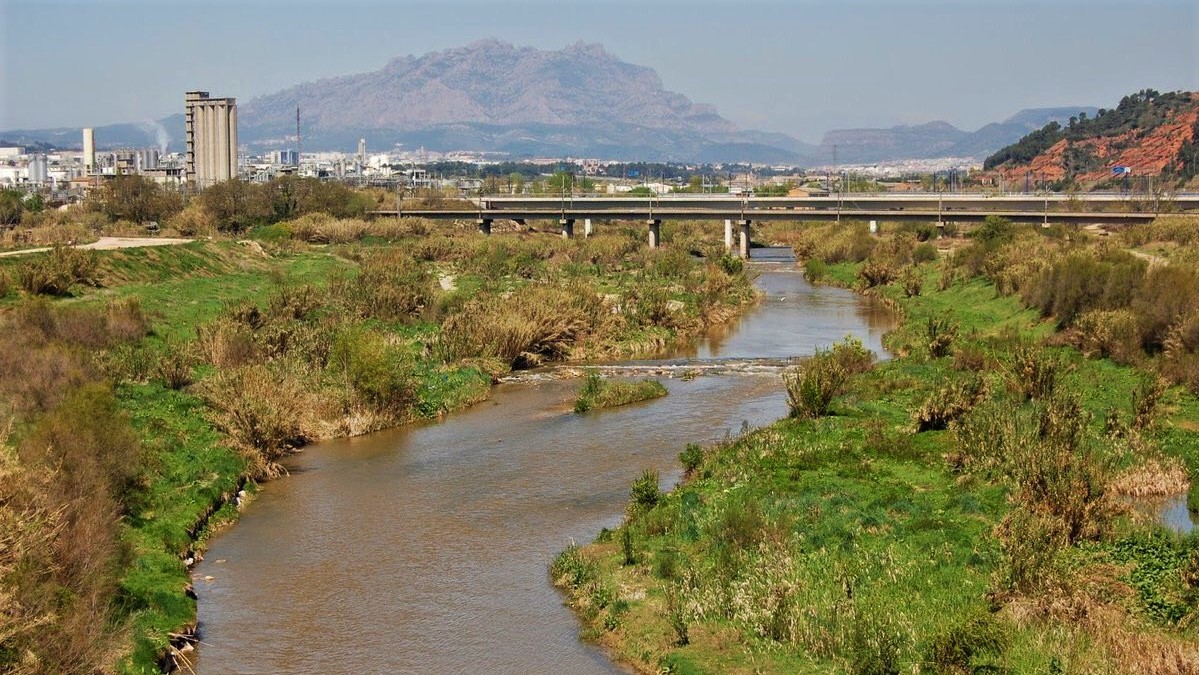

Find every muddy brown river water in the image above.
[191,262,896,673]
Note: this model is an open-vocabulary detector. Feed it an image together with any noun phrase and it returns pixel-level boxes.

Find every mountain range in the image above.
[0,40,1096,165]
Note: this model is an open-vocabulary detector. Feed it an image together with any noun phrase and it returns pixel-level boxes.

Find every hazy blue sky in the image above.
[1,0,1196,142]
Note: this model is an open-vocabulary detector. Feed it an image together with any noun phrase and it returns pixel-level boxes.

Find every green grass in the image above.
[556,261,1199,674]
[115,383,247,673]
[574,371,668,413]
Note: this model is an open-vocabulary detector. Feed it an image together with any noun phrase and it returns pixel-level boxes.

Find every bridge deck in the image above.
[371,208,1159,225]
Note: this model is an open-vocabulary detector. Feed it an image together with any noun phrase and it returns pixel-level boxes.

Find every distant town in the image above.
[0,91,990,207]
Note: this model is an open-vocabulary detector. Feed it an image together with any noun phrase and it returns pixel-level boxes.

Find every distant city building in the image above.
[358,138,366,167]
[269,149,298,166]
[82,128,96,173]
[27,155,48,183]
[184,90,238,188]
[0,147,22,159]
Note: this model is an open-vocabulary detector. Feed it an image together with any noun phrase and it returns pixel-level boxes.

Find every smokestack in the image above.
[82,128,95,173]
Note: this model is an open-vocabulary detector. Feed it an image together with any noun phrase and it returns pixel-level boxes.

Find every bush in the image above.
[1008,342,1060,400]
[1072,309,1141,364]
[200,364,313,477]
[331,249,436,321]
[785,352,848,418]
[857,258,897,288]
[923,611,1007,673]
[629,469,661,515]
[1015,394,1114,544]
[1130,376,1168,431]
[329,327,418,415]
[784,338,874,418]
[680,442,704,474]
[439,282,609,370]
[803,258,827,282]
[154,344,195,390]
[926,316,957,358]
[913,374,985,431]
[912,242,938,264]
[16,244,99,295]
[900,266,922,297]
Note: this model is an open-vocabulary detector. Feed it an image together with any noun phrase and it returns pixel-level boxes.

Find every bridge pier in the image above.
[560,218,575,239]
[476,218,492,235]
[724,219,733,251]
[647,219,662,249]
[584,218,593,237]
[737,220,752,259]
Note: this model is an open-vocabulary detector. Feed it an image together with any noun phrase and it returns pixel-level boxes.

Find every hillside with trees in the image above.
[984,89,1199,189]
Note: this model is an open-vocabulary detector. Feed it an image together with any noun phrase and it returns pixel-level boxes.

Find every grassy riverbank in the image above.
[554,220,1199,675]
[0,221,756,673]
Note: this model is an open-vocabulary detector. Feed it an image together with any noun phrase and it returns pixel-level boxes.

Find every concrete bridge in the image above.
[371,202,1163,258]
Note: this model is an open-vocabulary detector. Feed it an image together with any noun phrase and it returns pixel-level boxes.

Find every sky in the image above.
[1,0,1196,143]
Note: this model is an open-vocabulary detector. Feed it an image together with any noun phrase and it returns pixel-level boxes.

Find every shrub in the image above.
[621,526,636,566]
[16,244,99,295]
[913,374,986,431]
[923,611,1007,673]
[912,242,938,264]
[1130,376,1168,431]
[784,338,874,418]
[550,544,597,590]
[785,351,848,418]
[803,257,827,282]
[629,469,661,515]
[900,266,922,297]
[680,442,704,474]
[1008,342,1061,400]
[951,345,988,372]
[330,249,438,322]
[166,202,214,236]
[195,317,259,369]
[994,506,1069,595]
[857,258,897,288]
[200,364,313,477]
[971,215,1017,247]
[926,316,957,358]
[329,327,418,415]
[155,344,195,390]
[439,282,609,370]
[1013,394,1114,544]
[1072,309,1141,364]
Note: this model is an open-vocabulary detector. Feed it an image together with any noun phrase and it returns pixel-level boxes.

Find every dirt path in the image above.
[0,236,193,258]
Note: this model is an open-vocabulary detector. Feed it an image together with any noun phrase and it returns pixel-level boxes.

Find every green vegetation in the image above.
[555,216,1199,675]
[574,370,668,413]
[0,202,756,674]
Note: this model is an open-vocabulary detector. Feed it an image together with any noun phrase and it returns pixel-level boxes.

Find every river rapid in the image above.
[191,259,895,673]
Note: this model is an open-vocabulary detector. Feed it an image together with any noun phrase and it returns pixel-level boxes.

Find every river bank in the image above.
[554,239,1199,674]
[0,225,758,673]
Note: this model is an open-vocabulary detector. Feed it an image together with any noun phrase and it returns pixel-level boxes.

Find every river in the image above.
[190,259,895,673]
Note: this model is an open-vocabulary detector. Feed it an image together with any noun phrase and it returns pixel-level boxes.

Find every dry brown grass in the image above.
[199,364,316,478]
[1108,455,1191,497]
[439,282,614,372]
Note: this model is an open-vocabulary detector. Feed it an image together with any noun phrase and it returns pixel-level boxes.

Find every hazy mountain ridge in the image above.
[816,107,1098,164]
[0,41,1102,165]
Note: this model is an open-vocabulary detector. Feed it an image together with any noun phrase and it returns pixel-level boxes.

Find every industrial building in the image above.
[82,128,96,173]
[184,90,238,188]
